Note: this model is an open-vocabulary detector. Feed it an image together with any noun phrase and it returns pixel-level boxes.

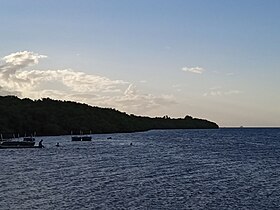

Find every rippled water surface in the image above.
[1,128,280,209]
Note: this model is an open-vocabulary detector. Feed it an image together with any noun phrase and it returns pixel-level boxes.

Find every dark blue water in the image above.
[1,128,280,209]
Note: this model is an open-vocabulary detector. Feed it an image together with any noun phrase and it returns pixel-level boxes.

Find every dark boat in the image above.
[72,136,92,141]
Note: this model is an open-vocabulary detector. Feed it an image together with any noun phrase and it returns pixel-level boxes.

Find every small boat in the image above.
[72,136,92,141]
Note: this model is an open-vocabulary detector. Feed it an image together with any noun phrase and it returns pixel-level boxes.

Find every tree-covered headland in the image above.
[0,96,218,137]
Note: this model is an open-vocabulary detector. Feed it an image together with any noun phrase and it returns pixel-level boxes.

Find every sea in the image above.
[0,128,280,210]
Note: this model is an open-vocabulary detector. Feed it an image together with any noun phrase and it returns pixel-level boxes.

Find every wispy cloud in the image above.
[182,66,205,74]
[0,51,175,115]
[112,84,176,113]
[224,90,241,95]
[203,87,242,97]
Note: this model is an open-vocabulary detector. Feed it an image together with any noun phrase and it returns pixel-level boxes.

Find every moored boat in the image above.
[0,141,35,148]
[0,137,42,149]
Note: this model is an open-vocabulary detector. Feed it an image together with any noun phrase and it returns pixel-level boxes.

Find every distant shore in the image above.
[0,96,219,137]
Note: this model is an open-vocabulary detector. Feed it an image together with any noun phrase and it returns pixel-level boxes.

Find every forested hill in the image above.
[0,96,219,137]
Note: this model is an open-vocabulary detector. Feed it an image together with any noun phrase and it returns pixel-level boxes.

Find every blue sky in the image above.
[1,0,280,126]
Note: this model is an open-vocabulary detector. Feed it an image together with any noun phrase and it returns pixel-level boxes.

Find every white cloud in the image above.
[0,86,22,97]
[0,51,176,115]
[2,51,46,66]
[182,66,205,74]
[0,51,47,78]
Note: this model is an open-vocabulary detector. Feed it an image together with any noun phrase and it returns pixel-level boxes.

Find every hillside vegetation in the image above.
[0,96,218,137]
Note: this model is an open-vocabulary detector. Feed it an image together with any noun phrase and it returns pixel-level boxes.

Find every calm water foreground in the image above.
[0,128,280,210]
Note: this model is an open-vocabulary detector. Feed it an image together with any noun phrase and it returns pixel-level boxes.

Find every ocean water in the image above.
[0,128,280,210]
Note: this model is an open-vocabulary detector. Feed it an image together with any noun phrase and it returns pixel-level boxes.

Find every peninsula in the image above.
[0,96,218,136]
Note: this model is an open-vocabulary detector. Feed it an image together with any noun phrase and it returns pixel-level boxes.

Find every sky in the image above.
[0,0,280,127]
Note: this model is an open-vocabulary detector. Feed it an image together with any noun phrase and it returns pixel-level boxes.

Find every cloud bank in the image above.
[0,51,175,115]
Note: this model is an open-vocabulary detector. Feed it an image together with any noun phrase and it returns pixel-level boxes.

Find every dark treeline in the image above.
[0,96,218,137]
